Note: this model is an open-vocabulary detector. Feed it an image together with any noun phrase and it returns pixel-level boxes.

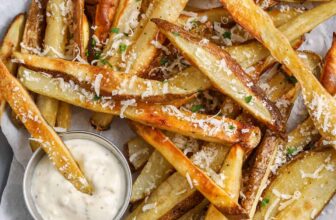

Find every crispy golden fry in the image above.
[72,0,86,58]
[0,14,25,123]
[179,199,209,220]
[113,0,188,76]
[225,2,336,69]
[321,33,336,95]
[37,0,72,127]
[242,131,281,218]
[83,15,90,52]
[131,150,174,202]
[102,0,143,67]
[126,137,153,171]
[0,60,92,194]
[221,0,336,147]
[177,8,233,26]
[127,143,230,220]
[153,19,284,132]
[18,68,261,147]
[56,102,72,129]
[254,148,336,219]
[205,144,244,219]
[90,66,212,131]
[0,14,25,73]
[14,52,206,102]
[94,0,119,44]
[132,123,247,217]
[21,0,47,54]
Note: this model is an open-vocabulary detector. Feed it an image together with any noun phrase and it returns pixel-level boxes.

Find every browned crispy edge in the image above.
[151,18,285,133]
[73,0,86,58]
[321,33,336,96]
[21,0,47,54]
[94,0,120,43]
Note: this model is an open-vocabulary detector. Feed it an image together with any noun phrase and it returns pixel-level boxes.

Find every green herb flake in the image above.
[160,57,169,66]
[119,43,127,53]
[172,32,180,37]
[286,75,298,84]
[110,27,119,33]
[287,147,297,156]
[229,125,235,130]
[223,31,231,39]
[85,49,89,57]
[261,198,270,207]
[100,59,113,68]
[93,95,101,101]
[191,105,204,113]
[91,38,96,47]
[244,96,253,104]
[94,51,101,60]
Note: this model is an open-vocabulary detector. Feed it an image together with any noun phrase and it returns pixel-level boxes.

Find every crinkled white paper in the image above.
[0,0,336,219]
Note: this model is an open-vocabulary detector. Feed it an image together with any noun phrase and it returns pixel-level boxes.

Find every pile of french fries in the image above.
[1,0,336,219]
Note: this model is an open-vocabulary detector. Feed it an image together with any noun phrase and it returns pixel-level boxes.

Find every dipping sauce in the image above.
[31,139,127,220]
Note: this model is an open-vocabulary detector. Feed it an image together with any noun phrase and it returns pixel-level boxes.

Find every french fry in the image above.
[90,66,212,131]
[254,148,336,219]
[221,0,336,148]
[0,14,26,123]
[18,68,261,147]
[72,0,86,58]
[153,19,284,133]
[321,33,336,95]
[14,52,207,102]
[112,0,189,76]
[225,2,336,69]
[131,123,248,217]
[127,142,230,220]
[131,150,174,202]
[56,101,72,130]
[179,199,209,220]
[0,60,92,194]
[205,144,245,219]
[101,0,143,67]
[126,137,153,171]
[36,0,72,127]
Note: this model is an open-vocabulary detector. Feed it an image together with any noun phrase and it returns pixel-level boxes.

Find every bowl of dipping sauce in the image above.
[23,131,132,220]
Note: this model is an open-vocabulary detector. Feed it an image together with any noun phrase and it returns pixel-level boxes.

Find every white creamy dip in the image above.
[31,139,127,220]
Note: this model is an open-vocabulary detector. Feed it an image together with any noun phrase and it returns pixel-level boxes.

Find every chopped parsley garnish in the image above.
[286,75,298,84]
[91,38,96,47]
[229,125,235,130]
[261,198,270,207]
[100,59,113,68]
[110,27,119,33]
[94,51,101,60]
[93,95,101,101]
[85,49,89,57]
[191,105,204,113]
[160,57,169,66]
[172,32,180,37]
[119,43,127,53]
[287,147,297,156]
[244,96,253,104]
[223,31,231,39]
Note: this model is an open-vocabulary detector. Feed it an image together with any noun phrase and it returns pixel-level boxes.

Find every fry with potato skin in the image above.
[221,0,336,148]
[13,52,207,102]
[18,68,261,147]
[132,123,248,217]
[0,14,26,123]
[153,19,284,133]
[94,0,120,43]
[0,60,92,194]
[321,33,336,96]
